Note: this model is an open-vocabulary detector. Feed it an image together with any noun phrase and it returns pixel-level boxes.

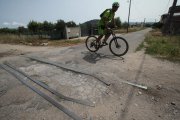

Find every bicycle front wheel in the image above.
[109,37,129,56]
[85,36,99,52]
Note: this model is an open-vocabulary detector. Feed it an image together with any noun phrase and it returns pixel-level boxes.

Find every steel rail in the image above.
[0,64,83,120]
[27,56,110,86]
[4,62,94,107]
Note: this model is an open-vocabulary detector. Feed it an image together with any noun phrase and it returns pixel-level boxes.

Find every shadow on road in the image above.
[82,51,124,64]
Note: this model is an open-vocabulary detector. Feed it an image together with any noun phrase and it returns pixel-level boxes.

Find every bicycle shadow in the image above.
[81,51,124,64]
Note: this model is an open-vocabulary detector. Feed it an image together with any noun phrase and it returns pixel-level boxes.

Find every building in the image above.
[161,5,180,34]
[80,19,99,36]
[65,26,81,39]
[50,26,81,40]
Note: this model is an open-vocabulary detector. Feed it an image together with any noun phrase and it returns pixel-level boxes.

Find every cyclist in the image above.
[97,2,120,45]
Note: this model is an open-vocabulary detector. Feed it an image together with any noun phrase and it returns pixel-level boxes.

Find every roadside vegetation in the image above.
[0,34,47,46]
[136,41,144,51]
[48,39,84,46]
[0,26,145,46]
[0,34,84,46]
[137,29,180,61]
[0,18,152,47]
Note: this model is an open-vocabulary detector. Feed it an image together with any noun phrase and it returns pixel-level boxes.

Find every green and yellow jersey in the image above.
[98,9,115,35]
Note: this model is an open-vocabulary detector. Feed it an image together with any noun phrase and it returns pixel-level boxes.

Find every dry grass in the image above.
[143,29,180,61]
[48,39,85,46]
[0,34,48,46]
[149,29,163,36]
[0,34,85,47]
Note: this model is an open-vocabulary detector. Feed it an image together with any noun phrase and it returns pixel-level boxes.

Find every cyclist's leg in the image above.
[102,32,111,45]
[97,35,103,42]
[97,24,105,43]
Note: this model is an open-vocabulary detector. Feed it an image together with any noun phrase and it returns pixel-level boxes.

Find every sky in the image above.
[0,0,180,28]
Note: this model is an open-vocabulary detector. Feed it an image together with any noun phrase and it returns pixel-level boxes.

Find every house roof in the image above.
[169,5,180,13]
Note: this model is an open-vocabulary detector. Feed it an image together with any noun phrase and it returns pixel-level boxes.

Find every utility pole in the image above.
[127,0,132,33]
[162,0,177,34]
[143,18,146,27]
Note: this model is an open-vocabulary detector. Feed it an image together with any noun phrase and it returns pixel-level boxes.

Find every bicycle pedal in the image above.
[99,45,103,48]
[102,44,108,46]
[102,41,108,45]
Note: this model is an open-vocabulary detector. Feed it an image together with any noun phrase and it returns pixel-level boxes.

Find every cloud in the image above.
[12,21,25,26]
[3,22,10,25]
[2,21,25,27]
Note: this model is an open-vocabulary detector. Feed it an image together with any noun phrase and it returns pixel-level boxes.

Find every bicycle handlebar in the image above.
[107,27,118,31]
[106,27,117,35]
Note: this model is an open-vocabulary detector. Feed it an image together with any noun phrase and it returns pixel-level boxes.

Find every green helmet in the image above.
[112,2,119,7]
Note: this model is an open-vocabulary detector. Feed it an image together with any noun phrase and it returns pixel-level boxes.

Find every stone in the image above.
[156,85,162,90]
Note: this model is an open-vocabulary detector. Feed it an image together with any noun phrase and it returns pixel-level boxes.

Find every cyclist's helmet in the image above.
[112,2,119,7]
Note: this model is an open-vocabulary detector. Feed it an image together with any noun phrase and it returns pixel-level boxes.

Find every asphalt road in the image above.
[94,28,151,56]
[1,28,179,120]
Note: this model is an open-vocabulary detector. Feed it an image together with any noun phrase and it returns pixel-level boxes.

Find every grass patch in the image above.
[144,30,180,61]
[48,39,84,46]
[0,34,48,46]
[136,42,144,51]
[0,34,85,46]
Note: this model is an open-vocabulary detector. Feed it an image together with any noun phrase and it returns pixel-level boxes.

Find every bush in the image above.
[152,22,163,29]
[145,34,180,60]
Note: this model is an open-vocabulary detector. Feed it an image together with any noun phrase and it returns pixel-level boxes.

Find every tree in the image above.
[115,17,121,28]
[122,22,128,29]
[145,23,152,27]
[53,20,66,38]
[55,20,66,31]
[152,22,163,29]
[66,21,77,27]
[0,28,18,34]
[42,21,54,34]
[18,26,27,35]
[27,20,39,34]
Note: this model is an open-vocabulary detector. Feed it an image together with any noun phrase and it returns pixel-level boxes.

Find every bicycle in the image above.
[85,28,129,56]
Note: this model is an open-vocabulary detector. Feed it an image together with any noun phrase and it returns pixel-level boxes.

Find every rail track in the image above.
[0,55,148,119]
[0,62,95,120]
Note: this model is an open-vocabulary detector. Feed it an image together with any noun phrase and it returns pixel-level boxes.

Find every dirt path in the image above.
[0,30,179,120]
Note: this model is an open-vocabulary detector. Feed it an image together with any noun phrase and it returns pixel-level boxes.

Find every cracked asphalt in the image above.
[0,28,180,120]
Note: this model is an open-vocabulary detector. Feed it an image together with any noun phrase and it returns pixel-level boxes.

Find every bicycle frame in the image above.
[109,28,119,48]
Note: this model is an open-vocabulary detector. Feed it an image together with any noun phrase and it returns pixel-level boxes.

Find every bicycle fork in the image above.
[114,39,120,48]
[112,34,121,48]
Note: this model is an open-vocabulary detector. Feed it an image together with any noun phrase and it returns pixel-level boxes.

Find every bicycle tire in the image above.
[85,36,99,52]
[109,37,129,56]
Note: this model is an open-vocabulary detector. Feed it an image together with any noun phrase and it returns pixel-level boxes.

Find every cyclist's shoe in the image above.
[102,41,108,46]
[94,41,100,49]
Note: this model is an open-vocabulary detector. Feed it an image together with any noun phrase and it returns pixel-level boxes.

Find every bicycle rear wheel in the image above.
[109,37,129,56]
[85,36,99,52]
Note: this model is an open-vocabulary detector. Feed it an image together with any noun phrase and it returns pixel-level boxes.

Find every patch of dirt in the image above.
[0,49,20,58]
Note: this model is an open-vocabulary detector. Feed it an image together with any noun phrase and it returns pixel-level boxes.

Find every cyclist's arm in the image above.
[112,14,116,27]
[101,18,109,29]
